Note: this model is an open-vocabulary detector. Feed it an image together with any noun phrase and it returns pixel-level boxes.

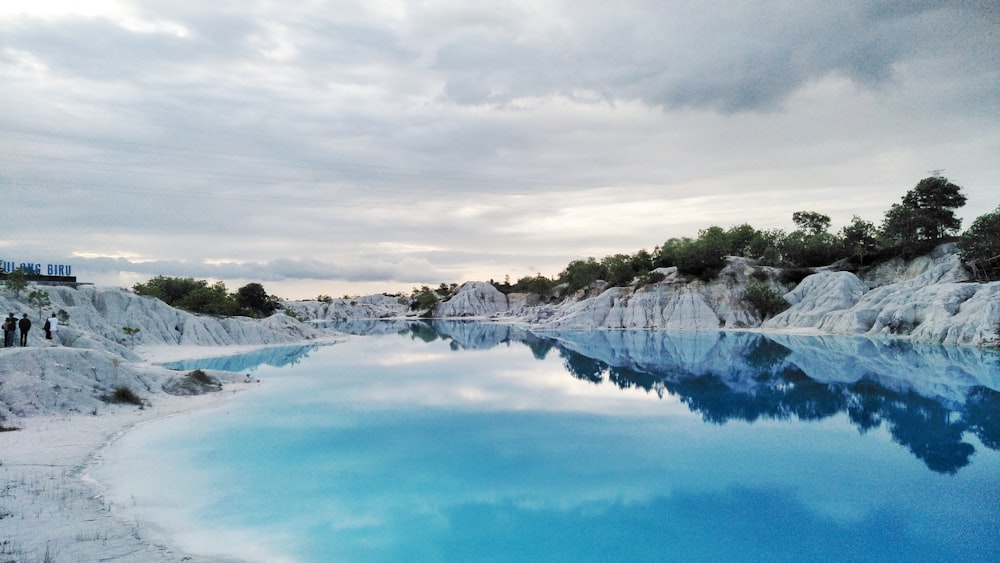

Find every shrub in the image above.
[103,386,143,406]
[635,270,665,288]
[133,276,278,317]
[601,254,638,287]
[3,269,27,297]
[410,288,439,311]
[0,413,18,432]
[558,258,605,293]
[958,206,1000,265]
[187,369,214,385]
[743,283,790,320]
[675,227,729,280]
[511,274,555,296]
[235,282,281,317]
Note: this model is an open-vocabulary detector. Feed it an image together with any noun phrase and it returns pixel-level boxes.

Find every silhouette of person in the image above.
[18,314,31,346]
[3,314,15,347]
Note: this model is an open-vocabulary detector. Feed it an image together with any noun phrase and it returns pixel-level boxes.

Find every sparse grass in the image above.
[102,386,143,406]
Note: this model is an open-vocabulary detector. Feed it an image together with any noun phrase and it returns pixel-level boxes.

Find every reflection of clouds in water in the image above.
[369,350,453,366]
[258,323,1000,476]
[100,324,1000,561]
[292,339,676,416]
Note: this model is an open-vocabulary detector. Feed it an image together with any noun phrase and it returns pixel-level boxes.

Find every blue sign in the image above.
[1,260,73,277]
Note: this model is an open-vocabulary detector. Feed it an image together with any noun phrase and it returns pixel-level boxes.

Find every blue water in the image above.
[102,322,1000,562]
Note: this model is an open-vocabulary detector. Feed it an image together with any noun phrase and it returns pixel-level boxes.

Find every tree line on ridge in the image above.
[490,175,1000,297]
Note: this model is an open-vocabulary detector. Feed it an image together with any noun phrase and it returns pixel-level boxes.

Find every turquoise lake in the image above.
[100,322,1000,562]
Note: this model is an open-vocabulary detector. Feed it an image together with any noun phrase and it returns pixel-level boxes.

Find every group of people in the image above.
[2,312,59,347]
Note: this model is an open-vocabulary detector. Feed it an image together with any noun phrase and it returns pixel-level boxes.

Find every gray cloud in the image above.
[1,1,997,298]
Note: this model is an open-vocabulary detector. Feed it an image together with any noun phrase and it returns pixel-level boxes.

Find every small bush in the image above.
[635,270,666,289]
[103,386,143,406]
[750,269,770,282]
[743,283,790,320]
[187,369,214,385]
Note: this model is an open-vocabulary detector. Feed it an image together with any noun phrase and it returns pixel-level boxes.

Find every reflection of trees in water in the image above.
[407,321,441,343]
[966,388,1000,450]
[554,337,1000,475]
[379,321,1000,475]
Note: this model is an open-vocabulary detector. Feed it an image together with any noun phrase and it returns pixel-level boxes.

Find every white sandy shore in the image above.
[0,345,273,563]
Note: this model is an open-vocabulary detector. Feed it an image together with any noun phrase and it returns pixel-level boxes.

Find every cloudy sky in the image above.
[3,1,998,299]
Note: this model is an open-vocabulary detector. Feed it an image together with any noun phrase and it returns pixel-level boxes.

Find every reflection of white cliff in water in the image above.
[161,344,320,372]
[313,319,414,336]
[385,321,1000,475]
[323,319,531,350]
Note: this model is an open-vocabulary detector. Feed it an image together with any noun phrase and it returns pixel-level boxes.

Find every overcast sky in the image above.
[3,1,998,299]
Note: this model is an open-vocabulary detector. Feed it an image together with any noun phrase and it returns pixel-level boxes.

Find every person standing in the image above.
[46,313,59,344]
[2,314,14,347]
[18,313,31,346]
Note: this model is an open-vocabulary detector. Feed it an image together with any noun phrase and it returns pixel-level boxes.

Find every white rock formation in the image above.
[286,293,411,321]
[433,281,509,317]
[765,244,999,346]
[279,244,999,348]
[0,285,339,422]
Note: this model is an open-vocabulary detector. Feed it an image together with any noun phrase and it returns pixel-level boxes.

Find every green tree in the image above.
[792,211,832,235]
[783,211,845,267]
[601,254,637,287]
[4,269,28,297]
[631,249,654,272]
[410,286,439,311]
[726,224,758,257]
[511,274,555,296]
[133,276,206,306]
[122,326,141,349]
[881,176,966,246]
[559,258,605,293]
[841,215,878,264]
[747,229,785,265]
[780,231,843,267]
[236,282,280,317]
[177,281,238,315]
[675,226,730,280]
[902,176,967,238]
[654,237,692,268]
[28,289,51,321]
[434,282,459,298]
[958,206,1000,268]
